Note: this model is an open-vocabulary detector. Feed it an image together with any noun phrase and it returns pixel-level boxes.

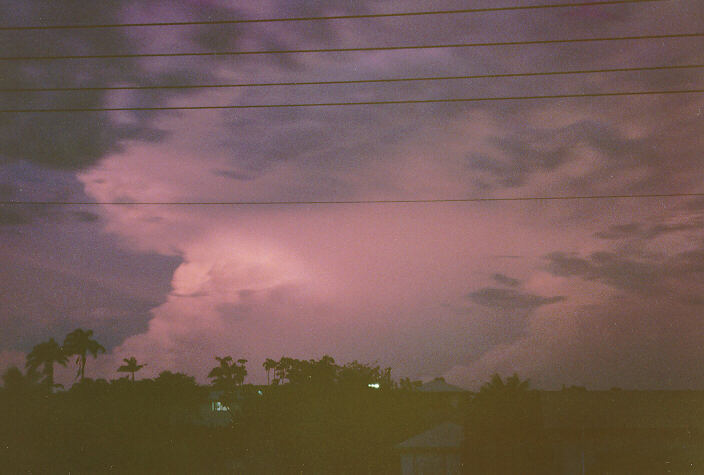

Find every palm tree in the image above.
[208,356,248,423]
[209,356,233,390]
[236,359,248,385]
[466,373,539,472]
[117,356,146,381]
[273,356,293,385]
[208,356,247,391]
[479,373,531,397]
[25,338,68,391]
[62,328,105,381]
[263,358,276,385]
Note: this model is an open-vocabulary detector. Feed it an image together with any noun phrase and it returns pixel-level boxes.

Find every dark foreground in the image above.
[2,370,703,473]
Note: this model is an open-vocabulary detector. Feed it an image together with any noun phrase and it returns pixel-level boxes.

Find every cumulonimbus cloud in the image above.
[3,0,704,389]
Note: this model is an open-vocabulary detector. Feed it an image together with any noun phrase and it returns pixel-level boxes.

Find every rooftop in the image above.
[417,377,467,393]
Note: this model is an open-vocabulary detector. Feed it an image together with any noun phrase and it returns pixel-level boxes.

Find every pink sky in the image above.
[2,0,704,389]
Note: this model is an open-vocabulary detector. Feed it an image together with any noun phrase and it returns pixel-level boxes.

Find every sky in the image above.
[1,0,703,389]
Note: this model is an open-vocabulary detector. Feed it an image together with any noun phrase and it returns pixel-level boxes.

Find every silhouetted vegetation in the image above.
[25,337,68,391]
[1,342,443,473]
[117,356,146,381]
[0,369,220,473]
[2,333,704,473]
[463,374,552,473]
[63,328,106,382]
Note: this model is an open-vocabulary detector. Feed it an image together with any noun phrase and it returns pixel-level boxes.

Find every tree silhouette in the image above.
[263,358,277,385]
[62,329,105,381]
[208,356,247,391]
[399,377,422,390]
[207,357,248,424]
[272,356,295,385]
[117,356,146,381]
[25,338,68,391]
[309,355,337,386]
[1,366,24,389]
[1,366,41,392]
[265,356,393,388]
[464,373,548,473]
[338,359,393,389]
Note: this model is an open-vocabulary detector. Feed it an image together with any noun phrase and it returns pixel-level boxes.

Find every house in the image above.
[417,377,469,409]
[397,422,464,475]
[393,377,469,473]
[197,387,265,427]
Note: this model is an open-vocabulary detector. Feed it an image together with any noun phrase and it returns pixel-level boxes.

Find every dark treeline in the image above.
[2,330,703,473]
[0,330,451,473]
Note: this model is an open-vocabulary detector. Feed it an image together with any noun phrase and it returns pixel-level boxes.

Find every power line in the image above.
[3,64,702,93]
[1,89,702,113]
[2,192,703,206]
[0,0,667,31]
[2,32,702,61]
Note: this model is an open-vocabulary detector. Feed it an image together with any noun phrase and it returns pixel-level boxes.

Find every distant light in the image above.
[257,390,263,395]
[368,383,380,389]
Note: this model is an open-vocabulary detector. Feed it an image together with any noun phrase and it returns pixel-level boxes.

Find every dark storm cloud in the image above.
[0,162,104,224]
[593,223,642,240]
[188,18,242,51]
[466,118,673,189]
[492,273,520,287]
[0,237,179,352]
[0,0,247,170]
[595,220,704,240]
[0,265,158,351]
[206,3,692,193]
[215,105,419,201]
[466,122,593,187]
[339,2,704,198]
[546,251,653,292]
[0,151,179,353]
[50,0,690,202]
[0,0,389,173]
[187,1,364,70]
[437,286,567,366]
[545,247,704,297]
[0,207,101,226]
[468,287,564,310]
[2,0,703,388]
[460,237,704,389]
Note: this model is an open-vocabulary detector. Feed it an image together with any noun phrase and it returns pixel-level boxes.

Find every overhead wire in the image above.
[1,32,702,61]
[0,0,668,31]
[1,64,702,92]
[0,1,698,206]
[2,192,704,206]
[1,89,702,113]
